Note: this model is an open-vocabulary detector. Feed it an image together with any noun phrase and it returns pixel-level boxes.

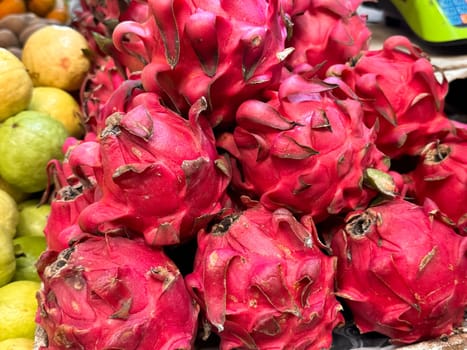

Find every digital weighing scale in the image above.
[383,0,467,46]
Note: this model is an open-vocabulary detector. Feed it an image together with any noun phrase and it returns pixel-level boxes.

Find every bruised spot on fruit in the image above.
[212,214,240,236]
[425,143,450,164]
[346,212,374,237]
[44,247,75,278]
[60,57,71,70]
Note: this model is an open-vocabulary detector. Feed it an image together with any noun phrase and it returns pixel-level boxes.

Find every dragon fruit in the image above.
[112,0,290,127]
[328,197,467,344]
[42,136,102,252]
[35,235,199,349]
[217,73,391,222]
[80,56,127,134]
[282,0,371,77]
[327,35,454,158]
[185,204,343,349]
[77,93,231,246]
[410,128,467,234]
[72,0,150,72]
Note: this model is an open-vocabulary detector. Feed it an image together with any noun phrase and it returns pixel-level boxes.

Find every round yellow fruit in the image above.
[29,86,84,137]
[0,337,34,350]
[0,280,40,341]
[0,48,33,122]
[0,189,19,239]
[21,25,91,91]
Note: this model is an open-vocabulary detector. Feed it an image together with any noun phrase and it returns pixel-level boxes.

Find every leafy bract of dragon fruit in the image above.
[112,0,290,127]
[77,92,231,246]
[35,235,199,350]
[410,128,467,234]
[185,204,343,349]
[329,197,467,344]
[327,35,454,158]
[217,73,391,222]
[282,0,371,77]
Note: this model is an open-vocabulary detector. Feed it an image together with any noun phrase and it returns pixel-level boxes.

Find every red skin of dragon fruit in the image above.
[410,128,467,234]
[80,56,127,134]
[217,73,390,222]
[43,137,102,251]
[72,0,150,72]
[327,35,454,158]
[282,0,371,77]
[185,204,344,349]
[35,235,199,350]
[112,0,289,127]
[77,94,231,246]
[328,197,467,345]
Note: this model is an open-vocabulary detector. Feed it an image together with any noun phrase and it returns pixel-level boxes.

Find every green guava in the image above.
[0,232,15,287]
[16,199,51,237]
[13,236,47,282]
[0,110,68,193]
[0,189,19,239]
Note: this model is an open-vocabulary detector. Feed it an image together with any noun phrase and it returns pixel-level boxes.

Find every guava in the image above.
[0,189,19,238]
[16,199,51,237]
[13,236,47,282]
[0,231,15,287]
[0,338,34,350]
[0,110,68,193]
[0,280,40,341]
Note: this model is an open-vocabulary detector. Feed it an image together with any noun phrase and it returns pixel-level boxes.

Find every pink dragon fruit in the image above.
[217,72,391,222]
[185,204,343,349]
[328,197,467,344]
[72,0,150,72]
[79,56,127,134]
[327,35,454,158]
[35,235,199,349]
[77,94,231,246]
[282,0,371,77]
[112,0,290,127]
[43,135,102,251]
[410,128,467,234]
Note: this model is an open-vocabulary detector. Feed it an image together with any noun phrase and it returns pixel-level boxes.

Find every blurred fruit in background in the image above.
[0,0,26,20]
[0,110,68,193]
[0,230,15,287]
[0,280,41,341]
[29,86,85,137]
[13,235,47,281]
[26,0,55,17]
[0,337,34,350]
[0,47,32,121]
[0,189,19,238]
[21,24,91,91]
[44,0,68,23]
[0,176,28,203]
[16,199,50,237]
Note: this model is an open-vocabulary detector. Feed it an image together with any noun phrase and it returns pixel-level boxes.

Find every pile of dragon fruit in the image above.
[34,0,466,349]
